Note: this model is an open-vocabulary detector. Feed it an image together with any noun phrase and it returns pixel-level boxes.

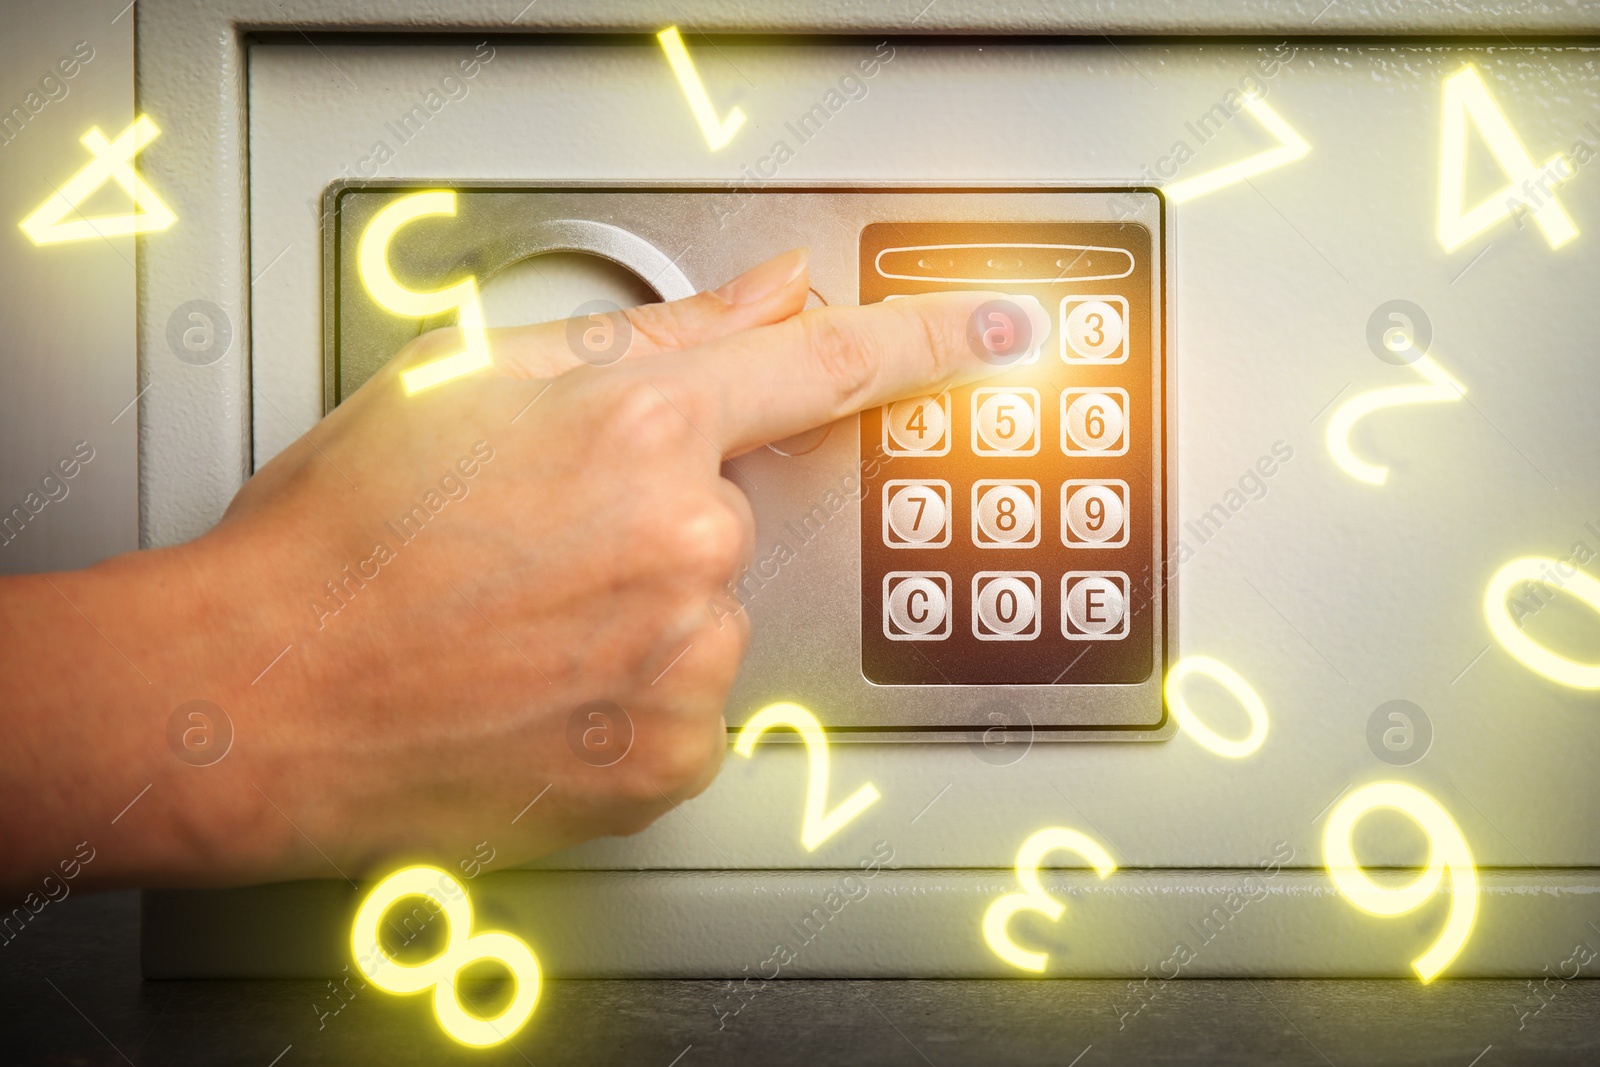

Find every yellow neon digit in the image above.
[1438,66,1577,251]
[656,26,746,151]
[351,865,541,1047]
[1324,783,1477,983]
[1164,94,1310,203]
[1325,355,1465,485]
[982,828,1117,973]
[356,190,491,394]
[735,702,879,851]
[1163,655,1268,759]
[19,117,176,244]
[1484,557,1600,689]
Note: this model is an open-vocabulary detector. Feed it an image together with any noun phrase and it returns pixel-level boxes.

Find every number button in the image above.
[1060,388,1129,456]
[972,572,1041,641]
[1061,571,1131,640]
[972,480,1040,548]
[972,387,1040,457]
[884,393,951,456]
[1061,479,1129,548]
[1060,296,1128,363]
[884,572,952,640]
[883,480,951,548]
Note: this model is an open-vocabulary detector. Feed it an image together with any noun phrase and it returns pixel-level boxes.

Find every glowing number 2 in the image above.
[351,866,540,1046]
[357,190,491,394]
[1323,783,1477,983]
[1325,355,1466,486]
[982,827,1117,973]
[736,703,880,851]
[1438,66,1576,251]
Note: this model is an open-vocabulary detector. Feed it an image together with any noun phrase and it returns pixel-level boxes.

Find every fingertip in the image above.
[711,247,810,308]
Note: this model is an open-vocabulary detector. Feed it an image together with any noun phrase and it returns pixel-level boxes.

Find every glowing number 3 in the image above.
[736,703,880,851]
[1324,783,1477,983]
[351,866,540,1047]
[982,827,1117,973]
[356,190,491,394]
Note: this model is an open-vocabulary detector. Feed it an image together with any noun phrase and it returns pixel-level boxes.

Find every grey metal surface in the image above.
[0,0,136,575]
[16,892,1600,1065]
[143,866,1600,978]
[324,184,1171,736]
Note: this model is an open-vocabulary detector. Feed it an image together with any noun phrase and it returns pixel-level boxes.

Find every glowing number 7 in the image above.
[356,190,491,394]
[735,703,879,851]
[1324,783,1478,982]
[982,827,1117,973]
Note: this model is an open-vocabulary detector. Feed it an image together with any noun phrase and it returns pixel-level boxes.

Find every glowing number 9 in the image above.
[736,703,880,851]
[352,866,540,1046]
[982,827,1116,973]
[356,190,491,394]
[1323,783,1477,982]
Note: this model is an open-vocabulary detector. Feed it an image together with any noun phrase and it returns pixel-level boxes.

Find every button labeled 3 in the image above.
[883,480,951,548]
[884,572,952,641]
[1060,295,1128,363]
[1062,571,1130,640]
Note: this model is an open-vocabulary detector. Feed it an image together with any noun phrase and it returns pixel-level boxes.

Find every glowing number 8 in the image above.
[736,703,880,851]
[356,190,491,394]
[982,828,1116,973]
[352,866,540,1047]
[1323,783,1477,983]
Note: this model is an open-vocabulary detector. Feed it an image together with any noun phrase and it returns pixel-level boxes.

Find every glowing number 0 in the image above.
[1163,655,1268,759]
[352,866,540,1047]
[1484,557,1600,688]
[1323,783,1477,983]
[982,827,1117,973]
[357,190,492,394]
[736,703,880,851]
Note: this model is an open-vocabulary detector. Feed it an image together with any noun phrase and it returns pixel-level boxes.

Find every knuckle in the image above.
[799,312,880,411]
[597,376,695,451]
[662,494,746,581]
[622,297,706,353]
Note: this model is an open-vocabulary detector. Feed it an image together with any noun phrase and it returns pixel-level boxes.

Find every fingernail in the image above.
[713,247,809,305]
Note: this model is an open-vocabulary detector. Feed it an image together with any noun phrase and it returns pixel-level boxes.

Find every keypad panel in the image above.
[860,221,1159,686]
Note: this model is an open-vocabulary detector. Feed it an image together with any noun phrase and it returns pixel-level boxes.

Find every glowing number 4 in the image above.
[736,703,880,851]
[1324,783,1477,983]
[1438,66,1577,251]
[357,190,492,394]
[982,827,1117,973]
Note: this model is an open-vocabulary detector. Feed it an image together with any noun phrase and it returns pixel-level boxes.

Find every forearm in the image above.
[0,531,298,896]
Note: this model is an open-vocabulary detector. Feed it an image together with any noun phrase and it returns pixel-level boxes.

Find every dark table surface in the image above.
[5,889,1599,1066]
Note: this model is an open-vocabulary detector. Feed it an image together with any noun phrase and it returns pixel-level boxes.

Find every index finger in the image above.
[655,291,1052,456]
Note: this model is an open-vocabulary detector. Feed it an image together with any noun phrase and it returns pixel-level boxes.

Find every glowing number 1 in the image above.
[356,190,491,394]
[1438,66,1577,251]
[736,703,879,851]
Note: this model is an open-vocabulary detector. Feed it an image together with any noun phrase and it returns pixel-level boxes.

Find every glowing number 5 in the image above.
[352,866,540,1046]
[736,703,880,851]
[982,827,1117,973]
[1324,783,1477,983]
[357,190,491,394]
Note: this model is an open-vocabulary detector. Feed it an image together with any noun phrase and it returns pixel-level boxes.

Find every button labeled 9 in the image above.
[1060,388,1128,456]
[1062,479,1129,547]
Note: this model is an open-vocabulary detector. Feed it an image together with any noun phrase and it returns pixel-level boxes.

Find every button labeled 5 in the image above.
[1061,479,1129,547]
[883,393,951,456]
[1062,571,1130,640]
[884,572,952,640]
[972,387,1040,456]
[883,480,951,548]
[1060,296,1128,363]
[972,480,1040,548]
[972,572,1041,641]
[1060,388,1129,456]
